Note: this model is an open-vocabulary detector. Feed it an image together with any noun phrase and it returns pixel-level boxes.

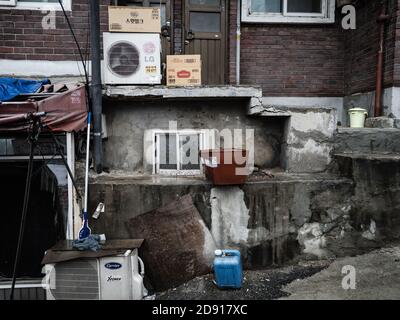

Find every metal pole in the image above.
[50,132,82,201]
[375,0,390,117]
[236,1,241,85]
[89,0,103,173]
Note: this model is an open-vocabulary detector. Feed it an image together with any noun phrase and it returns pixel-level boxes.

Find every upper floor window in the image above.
[0,0,71,11]
[242,0,335,24]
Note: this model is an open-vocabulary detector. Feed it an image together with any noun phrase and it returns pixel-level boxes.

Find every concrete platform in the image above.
[89,171,349,186]
[335,127,400,154]
[103,85,262,100]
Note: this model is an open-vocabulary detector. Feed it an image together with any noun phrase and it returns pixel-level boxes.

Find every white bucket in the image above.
[348,108,368,128]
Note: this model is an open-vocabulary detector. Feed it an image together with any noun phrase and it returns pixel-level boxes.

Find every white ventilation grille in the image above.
[50,259,99,300]
[103,32,161,85]
[108,41,140,77]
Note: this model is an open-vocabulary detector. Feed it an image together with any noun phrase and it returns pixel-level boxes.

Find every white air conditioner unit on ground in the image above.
[44,249,146,300]
[103,32,161,85]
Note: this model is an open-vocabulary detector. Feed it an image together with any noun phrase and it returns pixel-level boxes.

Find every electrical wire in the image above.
[57,0,90,96]
[84,9,91,74]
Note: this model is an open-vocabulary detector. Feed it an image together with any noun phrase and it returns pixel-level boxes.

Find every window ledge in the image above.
[0,2,71,11]
[241,0,335,24]
[241,15,335,24]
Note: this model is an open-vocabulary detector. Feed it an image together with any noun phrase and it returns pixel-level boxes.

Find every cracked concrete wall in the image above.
[336,156,400,241]
[210,187,249,248]
[103,99,285,172]
[88,169,400,267]
[284,107,337,173]
[88,175,356,268]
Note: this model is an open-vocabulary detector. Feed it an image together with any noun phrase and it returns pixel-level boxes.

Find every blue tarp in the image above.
[0,78,50,102]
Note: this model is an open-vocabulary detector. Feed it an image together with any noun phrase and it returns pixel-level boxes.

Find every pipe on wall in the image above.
[89,0,103,173]
[236,0,241,85]
[374,0,390,117]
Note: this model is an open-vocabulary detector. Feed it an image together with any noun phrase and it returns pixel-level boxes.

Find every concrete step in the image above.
[365,117,400,129]
[334,127,400,154]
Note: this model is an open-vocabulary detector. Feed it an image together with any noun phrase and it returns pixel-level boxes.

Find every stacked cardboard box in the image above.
[166,55,202,87]
[108,6,161,33]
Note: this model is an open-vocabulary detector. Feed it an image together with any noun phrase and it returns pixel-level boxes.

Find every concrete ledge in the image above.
[335,127,400,154]
[365,117,400,129]
[338,127,400,133]
[335,153,400,162]
[247,103,336,117]
[89,172,349,186]
[103,85,262,100]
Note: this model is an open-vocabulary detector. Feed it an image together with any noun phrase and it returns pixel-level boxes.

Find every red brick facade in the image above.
[0,0,109,61]
[0,0,399,97]
[344,0,397,95]
[229,1,345,97]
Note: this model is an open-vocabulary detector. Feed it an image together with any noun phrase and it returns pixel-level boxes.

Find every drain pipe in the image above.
[374,0,390,117]
[236,1,241,85]
[89,0,103,173]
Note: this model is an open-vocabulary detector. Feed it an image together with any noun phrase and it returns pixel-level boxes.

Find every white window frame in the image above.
[152,129,213,176]
[242,0,335,24]
[0,0,16,6]
[0,0,71,11]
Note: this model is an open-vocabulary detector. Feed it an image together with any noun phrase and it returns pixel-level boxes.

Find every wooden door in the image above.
[183,0,227,85]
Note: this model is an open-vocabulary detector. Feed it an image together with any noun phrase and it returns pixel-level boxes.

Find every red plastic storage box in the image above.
[200,149,249,185]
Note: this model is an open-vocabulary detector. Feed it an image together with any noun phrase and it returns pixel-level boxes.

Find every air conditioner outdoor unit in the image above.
[44,249,146,300]
[103,32,161,85]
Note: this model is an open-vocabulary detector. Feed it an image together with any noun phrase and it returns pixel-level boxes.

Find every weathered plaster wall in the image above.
[283,107,337,173]
[102,99,285,172]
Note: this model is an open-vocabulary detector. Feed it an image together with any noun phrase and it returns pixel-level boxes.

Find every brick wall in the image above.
[229,2,345,97]
[0,0,109,61]
[344,0,398,95]
[2,1,399,97]
[392,0,400,87]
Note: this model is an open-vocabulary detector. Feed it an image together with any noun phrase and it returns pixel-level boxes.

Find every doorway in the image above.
[183,0,228,85]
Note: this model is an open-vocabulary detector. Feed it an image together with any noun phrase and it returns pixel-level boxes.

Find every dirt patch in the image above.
[155,263,329,300]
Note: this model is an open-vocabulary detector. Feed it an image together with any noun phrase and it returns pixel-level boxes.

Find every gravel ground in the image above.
[155,261,330,300]
[154,244,400,300]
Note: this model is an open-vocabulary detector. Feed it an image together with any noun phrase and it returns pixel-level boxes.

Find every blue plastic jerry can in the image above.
[213,249,242,289]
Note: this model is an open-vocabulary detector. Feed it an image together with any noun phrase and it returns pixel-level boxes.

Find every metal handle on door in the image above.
[185,30,195,45]
[161,21,171,38]
[161,25,170,37]
[186,29,195,40]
